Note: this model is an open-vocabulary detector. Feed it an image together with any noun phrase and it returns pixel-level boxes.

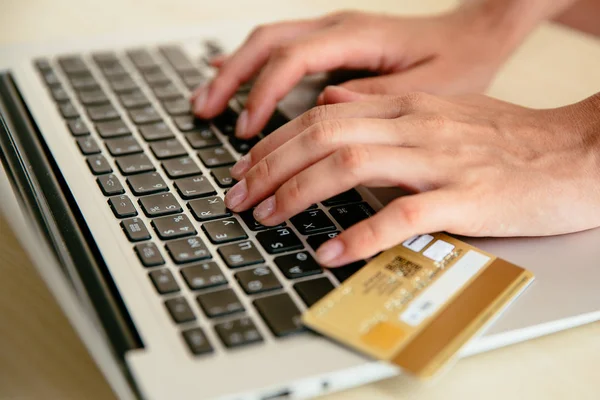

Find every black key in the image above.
[188,196,230,221]
[41,70,61,87]
[149,269,179,293]
[87,154,112,175]
[185,129,221,149]
[139,192,181,217]
[127,49,158,70]
[150,139,187,159]
[238,209,285,231]
[105,136,143,156]
[162,98,191,115]
[182,328,213,355]
[180,262,227,290]
[173,115,210,132]
[135,242,165,267]
[254,293,303,337]
[197,288,244,318]
[76,136,100,155]
[96,119,131,138]
[275,251,322,279]
[329,261,366,283]
[162,157,201,179]
[34,59,52,72]
[87,104,119,122]
[69,74,98,91]
[97,174,125,196]
[79,89,109,106]
[306,231,339,251]
[307,204,319,210]
[202,218,247,244]
[116,153,155,175]
[129,106,162,125]
[58,56,88,75]
[294,277,335,307]
[290,209,336,236]
[109,75,138,93]
[139,122,174,141]
[108,194,137,218]
[175,176,216,200]
[329,202,375,229]
[92,51,118,65]
[51,86,70,102]
[143,68,170,85]
[236,266,282,295]
[159,45,197,73]
[165,297,195,324]
[212,107,238,136]
[121,217,151,242]
[67,118,90,136]
[166,236,210,264]
[59,101,79,118]
[211,166,235,188]
[214,317,262,348]
[99,61,127,78]
[228,136,258,154]
[322,189,362,206]
[126,172,167,196]
[218,240,264,269]
[256,227,303,254]
[119,90,150,109]
[152,83,180,100]
[152,214,196,240]
[263,109,289,135]
[198,147,235,168]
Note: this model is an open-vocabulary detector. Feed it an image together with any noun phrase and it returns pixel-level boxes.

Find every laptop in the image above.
[1,19,599,400]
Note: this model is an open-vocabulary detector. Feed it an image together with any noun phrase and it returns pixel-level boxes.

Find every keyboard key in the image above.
[274,251,322,279]
[238,210,284,231]
[119,90,150,109]
[173,115,210,132]
[41,70,61,87]
[256,227,303,254]
[129,106,162,125]
[329,261,366,283]
[152,214,196,240]
[185,129,221,149]
[165,236,210,264]
[76,136,100,155]
[121,217,151,242]
[138,122,174,141]
[59,101,79,118]
[34,58,52,72]
[211,166,235,188]
[306,231,339,251]
[99,61,127,78]
[229,136,258,154]
[188,196,230,221]
[150,139,188,159]
[218,240,264,268]
[181,73,205,90]
[126,172,167,196]
[180,262,227,290]
[109,75,138,93]
[329,202,375,229]
[139,192,182,217]
[116,153,155,175]
[159,45,197,73]
[182,328,213,355]
[108,195,137,218]
[202,218,248,244]
[51,86,70,102]
[152,82,180,100]
[79,89,109,106]
[214,317,262,348]
[212,107,237,136]
[92,51,118,65]
[58,55,89,75]
[127,49,158,70]
[87,104,120,122]
[254,293,303,337]
[165,297,195,324]
[162,98,191,115]
[236,266,282,295]
[87,154,112,175]
[162,157,201,179]
[197,288,244,318]
[96,174,125,196]
[96,119,131,138]
[294,277,335,307]
[198,147,235,168]
[322,189,362,206]
[174,176,216,199]
[135,242,165,267]
[290,209,336,235]
[69,74,98,91]
[149,269,179,293]
[263,109,289,135]
[105,135,143,156]
[142,68,170,85]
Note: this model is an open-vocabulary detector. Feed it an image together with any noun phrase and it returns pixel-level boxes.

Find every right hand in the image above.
[191,4,532,138]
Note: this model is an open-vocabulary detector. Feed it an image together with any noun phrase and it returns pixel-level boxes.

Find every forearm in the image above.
[553,0,600,37]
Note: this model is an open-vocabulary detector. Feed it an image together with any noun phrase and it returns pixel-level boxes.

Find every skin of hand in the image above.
[222,86,600,267]
[190,0,577,139]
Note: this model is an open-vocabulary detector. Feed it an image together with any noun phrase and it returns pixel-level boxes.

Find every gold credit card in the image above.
[302,233,534,379]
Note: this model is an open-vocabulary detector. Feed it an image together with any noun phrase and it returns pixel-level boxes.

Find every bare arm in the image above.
[553,0,600,36]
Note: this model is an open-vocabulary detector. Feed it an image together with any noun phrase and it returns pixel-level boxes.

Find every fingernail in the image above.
[236,109,248,137]
[193,85,208,114]
[316,240,345,264]
[231,153,251,179]
[224,179,247,209]
[254,196,276,221]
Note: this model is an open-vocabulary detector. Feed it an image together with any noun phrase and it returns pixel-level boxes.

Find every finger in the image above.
[251,145,447,226]
[317,85,382,105]
[339,64,439,96]
[209,54,228,68]
[316,190,463,266]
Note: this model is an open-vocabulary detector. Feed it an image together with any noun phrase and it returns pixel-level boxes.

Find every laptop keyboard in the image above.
[34,43,376,355]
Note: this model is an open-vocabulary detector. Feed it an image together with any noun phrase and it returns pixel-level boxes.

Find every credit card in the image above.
[302,233,534,379]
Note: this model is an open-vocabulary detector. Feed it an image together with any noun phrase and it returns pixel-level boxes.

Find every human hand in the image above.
[223,86,600,267]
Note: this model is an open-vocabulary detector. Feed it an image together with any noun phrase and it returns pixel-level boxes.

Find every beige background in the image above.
[1,0,600,399]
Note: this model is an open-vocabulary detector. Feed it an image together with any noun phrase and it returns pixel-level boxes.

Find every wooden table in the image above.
[1,1,600,399]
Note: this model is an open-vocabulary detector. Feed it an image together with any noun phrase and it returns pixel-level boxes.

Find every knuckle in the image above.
[397,91,428,111]
[248,24,269,40]
[271,43,298,62]
[281,175,303,206]
[419,114,451,130]
[249,156,274,185]
[335,145,370,172]
[300,105,330,128]
[394,198,423,228]
[306,118,341,147]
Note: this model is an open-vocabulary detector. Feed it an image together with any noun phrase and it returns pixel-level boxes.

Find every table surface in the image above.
[1,1,600,399]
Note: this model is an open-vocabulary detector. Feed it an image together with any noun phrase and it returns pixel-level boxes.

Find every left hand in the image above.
[224,86,600,267]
